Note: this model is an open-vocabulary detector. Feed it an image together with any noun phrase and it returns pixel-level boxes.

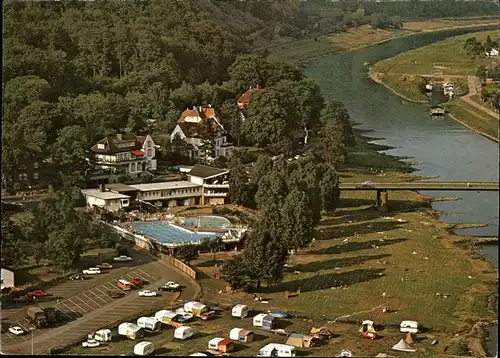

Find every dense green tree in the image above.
[1,219,28,269]
[3,76,51,112]
[318,164,341,214]
[228,157,252,206]
[228,54,270,94]
[218,100,243,146]
[317,119,346,166]
[250,154,273,185]
[321,100,355,146]
[221,255,248,290]
[242,219,289,287]
[280,188,315,251]
[243,89,295,154]
[176,244,199,265]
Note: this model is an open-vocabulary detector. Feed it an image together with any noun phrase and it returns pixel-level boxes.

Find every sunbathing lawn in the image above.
[443,99,499,139]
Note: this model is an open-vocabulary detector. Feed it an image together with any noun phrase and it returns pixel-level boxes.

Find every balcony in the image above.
[204,184,229,189]
[204,192,228,197]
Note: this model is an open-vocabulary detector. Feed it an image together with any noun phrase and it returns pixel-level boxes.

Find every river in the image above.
[304,28,498,356]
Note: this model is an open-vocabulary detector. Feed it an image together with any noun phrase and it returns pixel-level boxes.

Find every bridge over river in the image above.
[339,181,499,211]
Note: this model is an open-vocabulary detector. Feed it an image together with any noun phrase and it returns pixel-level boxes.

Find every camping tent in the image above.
[358,320,377,339]
[286,333,314,348]
[184,301,209,316]
[229,328,254,343]
[392,339,417,352]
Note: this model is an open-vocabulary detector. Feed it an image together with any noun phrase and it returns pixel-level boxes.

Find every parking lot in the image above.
[1,257,196,354]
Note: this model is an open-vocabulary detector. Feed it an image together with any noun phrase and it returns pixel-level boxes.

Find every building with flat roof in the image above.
[82,165,230,211]
[81,188,131,212]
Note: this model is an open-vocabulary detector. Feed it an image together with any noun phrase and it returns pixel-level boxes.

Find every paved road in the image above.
[340,181,499,191]
[1,253,197,354]
[461,75,499,119]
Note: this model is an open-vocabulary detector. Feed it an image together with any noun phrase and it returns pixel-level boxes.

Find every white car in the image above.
[82,339,100,348]
[138,290,157,297]
[9,326,24,336]
[82,268,101,275]
[113,255,132,262]
[165,281,180,289]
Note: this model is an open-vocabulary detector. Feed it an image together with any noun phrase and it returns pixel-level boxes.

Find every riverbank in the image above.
[266,20,499,64]
[192,130,498,358]
[368,30,499,142]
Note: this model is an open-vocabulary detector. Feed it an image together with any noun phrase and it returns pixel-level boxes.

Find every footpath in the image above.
[461,75,499,119]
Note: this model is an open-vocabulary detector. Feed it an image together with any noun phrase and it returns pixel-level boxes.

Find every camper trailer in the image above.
[90,329,112,342]
[118,279,133,291]
[258,343,296,357]
[231,304,249,318]
[174,326,194,340]
[183,301,209,316]
[155,310,178,324]
[208,337,234,353]
[229,328,254,343]
[137,317,161,332]
[253,313,275,330]
[400,320,419,334]
[133,341,155,356]
[118,323,143,340]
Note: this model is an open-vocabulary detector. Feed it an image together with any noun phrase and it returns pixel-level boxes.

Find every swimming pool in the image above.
[131,221,217,245]
[180,215,231,229]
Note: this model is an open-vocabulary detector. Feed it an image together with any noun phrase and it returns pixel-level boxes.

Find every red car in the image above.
[131,279,143,287]
[27,290,48,297]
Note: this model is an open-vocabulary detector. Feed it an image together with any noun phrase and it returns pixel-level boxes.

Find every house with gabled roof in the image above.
[169,105,233,161]
[89,133,157,184]
[237,86,265,110]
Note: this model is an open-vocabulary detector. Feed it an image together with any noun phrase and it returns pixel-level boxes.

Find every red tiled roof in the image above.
[130,150,145,156]
[178,106,217,123]
[237,88,265,108]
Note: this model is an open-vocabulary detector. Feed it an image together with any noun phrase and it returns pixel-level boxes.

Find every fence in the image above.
[106,223,196,279]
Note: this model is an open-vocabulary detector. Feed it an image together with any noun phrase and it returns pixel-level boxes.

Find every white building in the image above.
[81,164,230,211]
[90,133,157,184]
[187,164,229,205]
[81,187,131,212]
[169,105,233,160]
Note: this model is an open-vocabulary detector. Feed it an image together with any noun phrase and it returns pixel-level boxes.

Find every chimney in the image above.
[117,133,122,141]
[99,184,105,192]
[208,104,211,108]
[256,84,260,89]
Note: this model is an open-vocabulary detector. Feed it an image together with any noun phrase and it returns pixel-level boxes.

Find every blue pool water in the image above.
[131,221,217,245]
[181,215,231,229]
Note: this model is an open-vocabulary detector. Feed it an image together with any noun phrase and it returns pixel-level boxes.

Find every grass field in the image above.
[371,30,498,76]
[443,99,499,139]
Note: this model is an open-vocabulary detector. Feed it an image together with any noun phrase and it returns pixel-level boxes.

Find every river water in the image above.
[305,28,498,356]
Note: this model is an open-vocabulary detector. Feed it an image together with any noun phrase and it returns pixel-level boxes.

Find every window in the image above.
[148,141,152,148]
[18,174,23,180]
[22,173,28,180]
[33,161,39,169]
[147,149,152,156]
[33,172,39,180]
[97,143,105,149]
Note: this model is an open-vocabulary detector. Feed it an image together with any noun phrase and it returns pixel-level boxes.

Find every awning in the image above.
[131,150,144,156]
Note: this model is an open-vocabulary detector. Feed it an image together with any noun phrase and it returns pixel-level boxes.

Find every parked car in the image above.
[13,295,35,304]
[113,255,132,262]
[200,311,216,321]
[82,268,101,275]
[96,263,113,270]
[138,290,157,297]
[109,291,126,299]
[131,278,143,287]
[69,274,85,281]
[27,290,48,297]
[158,281,181,292]
[9,326,24,335]
[82,339,100,348]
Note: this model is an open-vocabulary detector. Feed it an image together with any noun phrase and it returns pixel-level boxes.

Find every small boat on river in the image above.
[429,105,445,116]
